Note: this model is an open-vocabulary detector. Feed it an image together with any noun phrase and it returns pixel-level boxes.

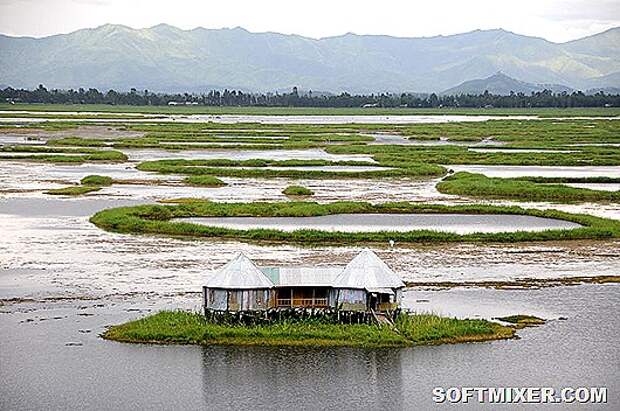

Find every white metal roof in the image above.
[205,252,274,289]
[332,249,405,291]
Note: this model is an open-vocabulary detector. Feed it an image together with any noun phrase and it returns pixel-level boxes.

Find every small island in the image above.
[102,310,516,348]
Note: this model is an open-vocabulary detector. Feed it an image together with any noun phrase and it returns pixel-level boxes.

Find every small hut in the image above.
[203,249,405,314]
[203,252,274,312]
[332,249,405,312]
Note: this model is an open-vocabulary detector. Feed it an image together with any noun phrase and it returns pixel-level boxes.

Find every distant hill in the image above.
[0,24,618,93]
[442,73,573,95]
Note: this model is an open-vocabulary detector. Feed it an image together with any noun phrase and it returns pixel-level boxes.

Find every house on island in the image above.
[203,249,405,313]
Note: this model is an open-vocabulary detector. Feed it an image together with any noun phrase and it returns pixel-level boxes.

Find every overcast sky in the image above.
[0,0,618,42]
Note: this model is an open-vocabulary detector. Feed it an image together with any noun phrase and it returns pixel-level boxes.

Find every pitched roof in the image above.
[332,249,405,290]
[205,252,274,289]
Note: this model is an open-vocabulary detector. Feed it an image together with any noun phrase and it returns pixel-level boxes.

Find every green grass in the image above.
[495,315,546,329]
[45,185,102,196]
[437,172,620,202]
[81,175,114,186]
[283,185,314,196]
[0,145,128,163]
[136,159,445,179]
[101,310,516,348]
[89,200,620,244]
[2,103,619,117]
[184,175,227,187]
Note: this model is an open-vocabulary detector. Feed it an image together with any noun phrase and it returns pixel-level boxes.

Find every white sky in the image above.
[0,0,618,42]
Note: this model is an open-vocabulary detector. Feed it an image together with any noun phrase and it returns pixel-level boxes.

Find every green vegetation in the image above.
[437,172,620,202]
[283,185,314,196]
[81,175,113,186]
[48,137,109,147]
[46,174,115,196]
[495,315,546,329]
[184,175,227,187]
[45,185,102,196]
[136,159,445,179]
[102,310,516,348]
[90,200,620,244]
[0,145,127,163]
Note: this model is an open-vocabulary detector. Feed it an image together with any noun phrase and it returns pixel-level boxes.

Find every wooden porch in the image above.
[276,287,330,308]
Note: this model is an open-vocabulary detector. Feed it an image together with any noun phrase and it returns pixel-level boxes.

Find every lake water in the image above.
[1,285,617,410]
[0,112,538,124]
[177,213,581,235]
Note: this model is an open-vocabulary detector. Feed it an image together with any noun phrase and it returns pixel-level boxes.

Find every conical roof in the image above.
[205,252,274,289]
[333,249,405,290]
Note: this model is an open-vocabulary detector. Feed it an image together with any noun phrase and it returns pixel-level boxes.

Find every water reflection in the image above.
[200,346,403,409]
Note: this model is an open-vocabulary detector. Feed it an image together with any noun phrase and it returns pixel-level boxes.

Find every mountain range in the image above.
[0,24,618,93]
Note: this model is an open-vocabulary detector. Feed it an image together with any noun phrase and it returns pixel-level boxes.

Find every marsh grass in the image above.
[89,200,620,244]
[45,185,102,196]
[81,175,113,186]
[184,175,227,187]
[0,145,127,163]
[136,159,445,179]
[102,310,516,348]
[282,185,314,196]
[437,172,620,202]
[495,315,546,329]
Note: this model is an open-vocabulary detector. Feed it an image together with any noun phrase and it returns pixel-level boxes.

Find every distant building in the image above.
[203,250,405,313]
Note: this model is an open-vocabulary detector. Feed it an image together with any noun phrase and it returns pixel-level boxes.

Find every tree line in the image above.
[1,85,619,108]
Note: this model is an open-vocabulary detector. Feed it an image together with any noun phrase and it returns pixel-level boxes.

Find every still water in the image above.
[178,213,581,235]
[0,285,617,410]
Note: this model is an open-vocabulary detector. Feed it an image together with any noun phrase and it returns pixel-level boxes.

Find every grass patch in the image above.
[89,200,620,244]
[184,175,227,187]
[283,185,314,196]
[437,172,620,202]
[81,175,113,186]
[45,185,102,196]
[495,315,546,329]
[0,145,127,163]
[101,310,516,348]
[136,159,445,179]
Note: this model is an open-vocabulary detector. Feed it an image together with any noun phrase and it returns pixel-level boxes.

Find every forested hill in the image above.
[0,24,619,93]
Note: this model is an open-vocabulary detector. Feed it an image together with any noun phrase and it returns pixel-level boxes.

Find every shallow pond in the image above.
[177,213,581,235]
[450,165,620,178]
[121,148,376,162]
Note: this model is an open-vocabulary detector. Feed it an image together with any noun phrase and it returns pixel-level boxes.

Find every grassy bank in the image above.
[437,172,620,202]
[102,310,516,348]
[89,200,620,244]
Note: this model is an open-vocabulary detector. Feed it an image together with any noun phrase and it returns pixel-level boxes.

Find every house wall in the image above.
[335,288,368,312]
[204,287,229,311]
[227,289,272,311]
